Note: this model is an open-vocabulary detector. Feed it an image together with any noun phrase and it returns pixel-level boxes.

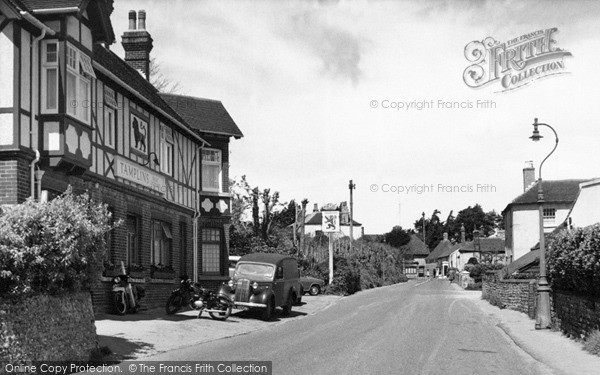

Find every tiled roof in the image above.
[402,234,429,256]
[503,179,589,214]
[506,249,539,275]
[160,94,243,139]
[93,45,198,138]
[455,237,505,254]
[18,0,82,11]
[304,212,361,227]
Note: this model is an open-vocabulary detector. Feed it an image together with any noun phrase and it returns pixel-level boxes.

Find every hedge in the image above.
[0,189,115,299]
[547,223,600,296]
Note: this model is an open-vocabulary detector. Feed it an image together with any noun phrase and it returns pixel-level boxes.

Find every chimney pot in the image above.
[128,10,136,30]
[138,9,146,30]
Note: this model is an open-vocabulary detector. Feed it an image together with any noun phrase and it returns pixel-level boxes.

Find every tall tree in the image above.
[384,226,411,249]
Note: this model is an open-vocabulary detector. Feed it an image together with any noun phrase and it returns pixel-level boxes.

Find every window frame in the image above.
[543,208,556,226]
[104,103,116,149]
[41,40,59,114]
[126,214,140,268]
[152,220,172,267]
[201,228,221,274]
[201,148,222,192]
[160,124,173,175]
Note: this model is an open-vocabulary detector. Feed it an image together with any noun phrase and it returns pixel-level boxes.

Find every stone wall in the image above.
[0,293,97,362]
[553,292,600,339]
[482,273,537,319]
[483,275,600,337]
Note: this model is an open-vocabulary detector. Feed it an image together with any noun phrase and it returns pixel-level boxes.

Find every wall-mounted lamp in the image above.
[142,151,160,167]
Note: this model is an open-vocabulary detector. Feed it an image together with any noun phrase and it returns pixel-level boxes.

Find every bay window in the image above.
[66,43,94,124]
[202,148,222,192]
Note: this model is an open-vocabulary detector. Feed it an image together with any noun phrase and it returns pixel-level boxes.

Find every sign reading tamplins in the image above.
[463,28,572,92]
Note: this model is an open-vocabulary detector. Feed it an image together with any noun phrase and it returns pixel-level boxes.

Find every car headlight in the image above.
[252,282,259,290]
[113,276,120,283]
[228,280,234,287]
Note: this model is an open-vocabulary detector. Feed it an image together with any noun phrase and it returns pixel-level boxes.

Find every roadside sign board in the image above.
[322,211,340,233]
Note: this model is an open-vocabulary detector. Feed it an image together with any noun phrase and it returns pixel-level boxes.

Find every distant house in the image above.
[448,237,505,271]
[502,163,587,263]
[402,234,429,278]
[303,203,363,239]
[425,233,459,277]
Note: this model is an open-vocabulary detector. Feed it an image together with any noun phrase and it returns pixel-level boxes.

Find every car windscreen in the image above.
[235,263,275,281]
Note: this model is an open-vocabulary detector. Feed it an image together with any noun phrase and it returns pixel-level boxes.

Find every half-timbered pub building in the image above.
[0,0,243,310]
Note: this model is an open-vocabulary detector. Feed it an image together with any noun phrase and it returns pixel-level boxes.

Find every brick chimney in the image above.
[460,224,465,243]
[443,232,448,241]
[523,160,536,192]
[121,10,153,80]
[313,203,319,213]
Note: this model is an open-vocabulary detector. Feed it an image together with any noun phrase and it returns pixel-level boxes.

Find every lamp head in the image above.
[530,118,543,142]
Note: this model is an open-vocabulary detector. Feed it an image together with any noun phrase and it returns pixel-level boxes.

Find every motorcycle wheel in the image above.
[209,297,232,321]
[165,294,181,315]
[114,292,127,315]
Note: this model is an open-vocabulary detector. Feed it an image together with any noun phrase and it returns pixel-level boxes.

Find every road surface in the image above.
[148,279,554,375]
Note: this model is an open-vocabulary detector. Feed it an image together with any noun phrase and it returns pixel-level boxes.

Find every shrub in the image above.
[325,256,361,296]
[547,224,600,296]
[584,330,600,356]
[0,189,116,299]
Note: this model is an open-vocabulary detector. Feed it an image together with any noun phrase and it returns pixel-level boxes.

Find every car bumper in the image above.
[234,301,267,309]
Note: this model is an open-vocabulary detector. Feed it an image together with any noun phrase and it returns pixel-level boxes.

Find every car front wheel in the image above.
[310,285,321,296]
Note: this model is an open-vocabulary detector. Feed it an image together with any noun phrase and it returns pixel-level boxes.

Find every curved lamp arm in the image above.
[531,118,559,181]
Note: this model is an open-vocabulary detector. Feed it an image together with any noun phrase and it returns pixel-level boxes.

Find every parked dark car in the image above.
[300,276,325,295]
[219,253,303,320]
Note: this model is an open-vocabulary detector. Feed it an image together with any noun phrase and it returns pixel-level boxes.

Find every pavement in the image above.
[449,282,600,375]
[94,294,342,360]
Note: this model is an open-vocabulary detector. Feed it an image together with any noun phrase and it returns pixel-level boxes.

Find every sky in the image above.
[111,0,600,234]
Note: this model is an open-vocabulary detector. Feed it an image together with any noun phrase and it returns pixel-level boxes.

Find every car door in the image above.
[272,262,285,306]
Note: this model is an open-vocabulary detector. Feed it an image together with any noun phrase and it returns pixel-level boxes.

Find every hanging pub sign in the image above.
[322,211,340,233]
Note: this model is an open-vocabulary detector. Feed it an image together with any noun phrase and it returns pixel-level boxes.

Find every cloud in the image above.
[282,9,367,85]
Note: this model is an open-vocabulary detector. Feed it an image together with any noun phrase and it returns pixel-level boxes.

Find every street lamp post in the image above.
[529,117,559,330]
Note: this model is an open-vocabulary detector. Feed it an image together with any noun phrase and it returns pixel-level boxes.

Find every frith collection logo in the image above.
[463,28,572,92]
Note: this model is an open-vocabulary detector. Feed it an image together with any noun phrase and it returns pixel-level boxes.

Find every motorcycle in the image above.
[112,272,145,315]
[165,275,198,314]
[192,287,233,321]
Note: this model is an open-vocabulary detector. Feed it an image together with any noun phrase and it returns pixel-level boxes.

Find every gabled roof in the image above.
[11,0,115,44]
[18,0,82,10]
[93,45,207,145]
[426,239,457,262]
[304,211,361,226]
[503,179,590,214]
[160,94,243,139]
[402,234,429,257]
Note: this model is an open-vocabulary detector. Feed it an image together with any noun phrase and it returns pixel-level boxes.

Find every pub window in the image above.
[103,87,118,148]
[126,215,140,267]
[160,125,173,175]
[202,148,222,192]
[201,228,221,274]
[152,220,172,267]
[41,41,58,113]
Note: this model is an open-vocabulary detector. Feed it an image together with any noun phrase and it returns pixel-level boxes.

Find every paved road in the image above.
[149,279,554,375]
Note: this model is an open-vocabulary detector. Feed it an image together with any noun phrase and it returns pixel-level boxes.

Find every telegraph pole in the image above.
[349,180,356,245]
